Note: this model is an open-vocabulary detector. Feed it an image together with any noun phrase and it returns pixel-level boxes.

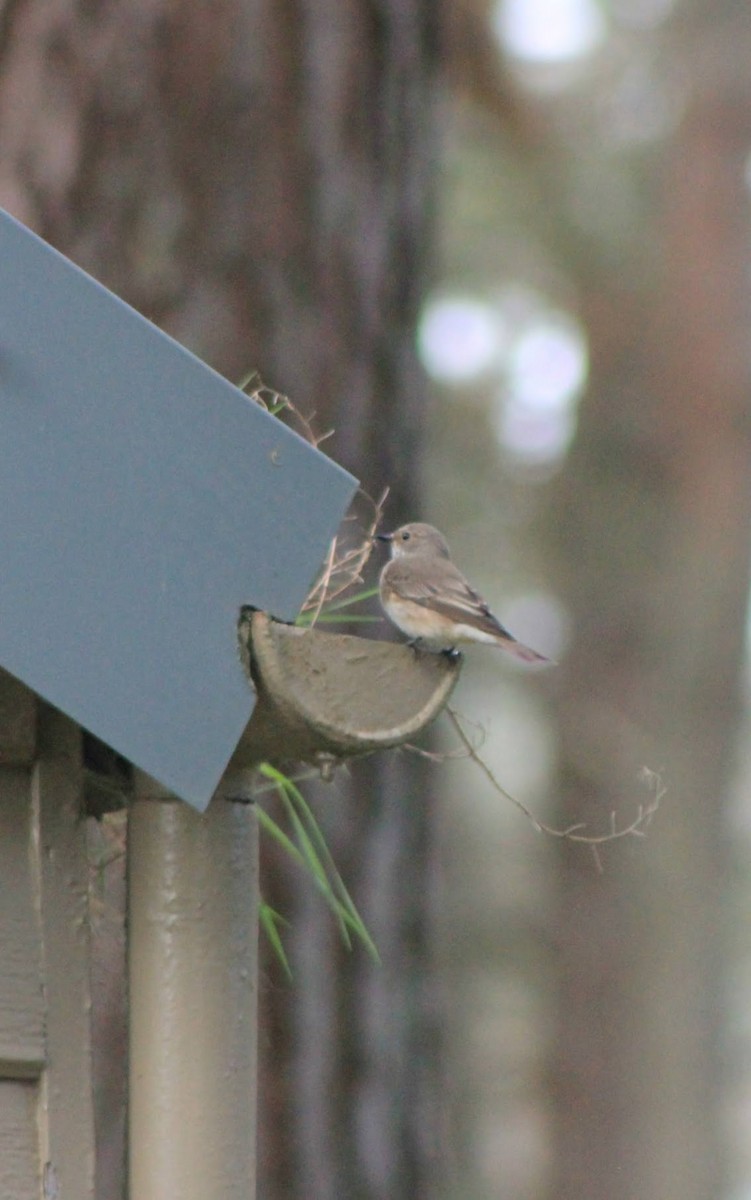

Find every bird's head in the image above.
[376,522,451,560]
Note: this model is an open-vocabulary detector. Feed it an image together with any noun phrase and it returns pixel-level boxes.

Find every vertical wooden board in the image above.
[0,769,44,1072]
[87,813,127,1200]
[33,705,95,1199]
[0,1080,39,1200]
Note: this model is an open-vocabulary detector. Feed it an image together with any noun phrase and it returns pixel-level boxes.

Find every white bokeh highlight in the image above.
[417,288,588,471]
[418,296,506,384]
[493,0,606,64]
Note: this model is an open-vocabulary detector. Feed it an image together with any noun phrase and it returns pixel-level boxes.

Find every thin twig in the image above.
[446,707,664,846]
[242,374,335,449]
[306,536,338,628]
[400,740,473,762]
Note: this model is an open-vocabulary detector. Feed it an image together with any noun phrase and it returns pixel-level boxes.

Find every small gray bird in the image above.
[377,522,551,664]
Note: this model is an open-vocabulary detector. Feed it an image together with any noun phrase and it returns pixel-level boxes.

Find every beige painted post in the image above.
[128,773,258,1200]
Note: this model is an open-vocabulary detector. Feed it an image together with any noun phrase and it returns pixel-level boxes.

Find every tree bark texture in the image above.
[0,4,441,1199]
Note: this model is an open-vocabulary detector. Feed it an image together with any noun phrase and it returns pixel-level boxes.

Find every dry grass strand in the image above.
[243,373,388,620]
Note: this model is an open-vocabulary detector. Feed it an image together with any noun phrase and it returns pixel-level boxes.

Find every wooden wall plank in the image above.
[33,705,95,1199]
[0,1080,38,1198]
[0,769,44,1071]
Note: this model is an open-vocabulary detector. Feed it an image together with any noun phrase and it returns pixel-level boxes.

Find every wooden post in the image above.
[128,774,258,1200]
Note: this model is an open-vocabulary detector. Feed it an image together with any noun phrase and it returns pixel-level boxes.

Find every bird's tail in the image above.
[498,634,554,666]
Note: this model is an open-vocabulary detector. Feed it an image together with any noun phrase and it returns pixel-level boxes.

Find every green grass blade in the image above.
[267,771,352,948]
[316,585,380,613]
[288,787,379,963]
[259,902,293,980]
[259,764,379,963]
[257,804,351,946]
[257,779,365,948]
[255,803,309,871]
[236,369,258,391]
[303,613,380,625]
[295,585,382,627]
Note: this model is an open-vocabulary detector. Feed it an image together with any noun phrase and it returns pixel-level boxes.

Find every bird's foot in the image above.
[442,647,462,662]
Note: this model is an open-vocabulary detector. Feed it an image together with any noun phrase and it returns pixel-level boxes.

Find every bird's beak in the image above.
[375,532,393,543]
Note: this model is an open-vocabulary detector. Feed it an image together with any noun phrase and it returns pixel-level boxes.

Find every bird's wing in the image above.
[383,559,551,664]
[387,560,513,639]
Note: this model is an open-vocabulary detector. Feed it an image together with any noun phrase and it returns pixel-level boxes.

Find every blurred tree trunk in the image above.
[548,10,751,1200]
[0,3,441,1199]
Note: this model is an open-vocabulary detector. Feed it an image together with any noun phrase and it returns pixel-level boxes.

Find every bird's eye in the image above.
[402,531,410,541]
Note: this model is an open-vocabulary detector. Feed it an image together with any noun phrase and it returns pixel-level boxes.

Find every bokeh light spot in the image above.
[418,296,504,384]
[494,0,606,64]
